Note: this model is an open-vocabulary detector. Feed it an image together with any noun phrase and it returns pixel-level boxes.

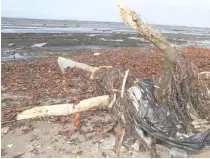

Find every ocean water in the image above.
[1,17,210,48]
[1,17,210,35]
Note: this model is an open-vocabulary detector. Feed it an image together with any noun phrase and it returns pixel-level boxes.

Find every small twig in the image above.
[116,128,125,157]
[121,69,129,98]
[108,94,116,108]
[1,120,16,125]
[13,152,25,158]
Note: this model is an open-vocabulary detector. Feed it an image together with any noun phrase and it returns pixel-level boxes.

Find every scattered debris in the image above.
[73,112,80,127]
[13,53,23,58]
[6,144,13,148]
[31,42,47,48]
[1,52,26,61]
[8,43,15,47]
[78,135,86,142]
[78,152,93,158]
[102,152,107,157]
[85,132,96,139]
[81,125,93,132]
[4,49,15,55]
[99,38,108,41]
[169,147,188,158]
[131,140,140,151]
[100,134,116,150]
[22,126,30,132]
[13,152,25,158]
[1,149,7,156]
[21,152,33,158]
[94,52,101,56]
[76,151,83,156]
[58,130,76,136]
[28,145,35,152]
[120,146,127,152]
[110,39,123,42]
[192,119,210,131]
[2,127,10,134]
[87,34,96,37]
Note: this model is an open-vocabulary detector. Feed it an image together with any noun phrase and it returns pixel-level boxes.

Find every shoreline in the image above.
[2,32,210,62]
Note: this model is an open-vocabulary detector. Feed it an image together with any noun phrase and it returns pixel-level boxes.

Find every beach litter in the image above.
[31,42,47,48]
[94,52,101,56]
[8,43,15,47]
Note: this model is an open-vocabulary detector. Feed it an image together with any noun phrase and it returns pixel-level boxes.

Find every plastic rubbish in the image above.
[128,79,210,151]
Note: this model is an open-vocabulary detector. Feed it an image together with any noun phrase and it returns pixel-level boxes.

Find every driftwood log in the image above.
[17,1,210,157]
[16,95,109,120]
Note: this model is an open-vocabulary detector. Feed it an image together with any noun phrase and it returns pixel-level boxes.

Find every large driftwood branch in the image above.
[58,56,112,79]
[58,56,99,73]
[17,95,109,120]
[117,1,175,65]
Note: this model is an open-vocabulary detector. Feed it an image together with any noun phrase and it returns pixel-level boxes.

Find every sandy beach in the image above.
[1,18,210,158]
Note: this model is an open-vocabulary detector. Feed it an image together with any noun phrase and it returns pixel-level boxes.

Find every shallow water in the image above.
[1,18,210,53]
[2,17,210,36]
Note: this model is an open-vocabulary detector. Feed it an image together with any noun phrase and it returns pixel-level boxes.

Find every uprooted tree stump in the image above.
[17,1,210,158]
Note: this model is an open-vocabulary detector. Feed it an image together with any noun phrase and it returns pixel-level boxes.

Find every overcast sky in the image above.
[1,0,210,27]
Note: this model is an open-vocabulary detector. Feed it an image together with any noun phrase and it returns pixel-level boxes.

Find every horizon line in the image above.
[2,16,210,29]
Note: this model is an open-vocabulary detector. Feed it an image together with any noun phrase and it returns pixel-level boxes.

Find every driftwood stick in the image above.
[58,56,99,73]
[117,1,175,65]
[16,95,109,120]
[121,69,129,98]
[199,71,210,79]
[108,94,117,108]
[116,128,125,157]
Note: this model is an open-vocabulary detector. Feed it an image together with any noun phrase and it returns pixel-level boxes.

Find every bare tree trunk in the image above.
[117,1,175,66]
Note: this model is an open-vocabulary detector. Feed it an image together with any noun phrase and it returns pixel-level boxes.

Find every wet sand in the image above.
[1,32,209,62]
